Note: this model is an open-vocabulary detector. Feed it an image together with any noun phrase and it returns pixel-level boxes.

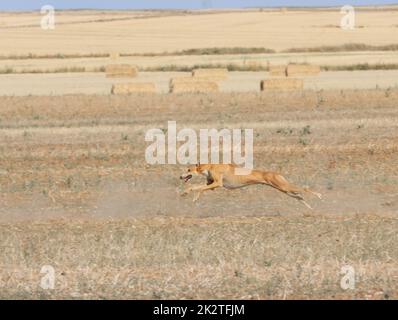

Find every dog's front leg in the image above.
[191,181,221,202]
[181,184,203,196]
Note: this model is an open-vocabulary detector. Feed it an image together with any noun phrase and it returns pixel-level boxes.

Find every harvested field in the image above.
[0,216,397,299]
[1,6,398,300]
[261,78,304,91]
[0,89,398,299]
[1,9,398,55]
[1,89,397,218]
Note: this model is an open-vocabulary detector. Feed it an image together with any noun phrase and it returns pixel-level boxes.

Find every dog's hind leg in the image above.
[275,174,322,199]
[285,192,313,209]
[263,173,314,209]
[303,188,322,200]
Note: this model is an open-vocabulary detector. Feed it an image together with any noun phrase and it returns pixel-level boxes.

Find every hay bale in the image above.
[260,78,303,91]
[269,65,287,77]
[111,83,156,94]
[169,76,220,87]
[170,81,219,93]
[109,52,120,60]
[286,64,320,77]
[169,77,194,87]
[192,68,228,80]
[106,64,138,78]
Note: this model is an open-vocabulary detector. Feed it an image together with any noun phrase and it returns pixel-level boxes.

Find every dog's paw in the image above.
[314,192,322,200]
[192,193,200,202]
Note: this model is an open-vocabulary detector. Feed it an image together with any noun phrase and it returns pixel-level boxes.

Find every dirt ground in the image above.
[0,90,397,220]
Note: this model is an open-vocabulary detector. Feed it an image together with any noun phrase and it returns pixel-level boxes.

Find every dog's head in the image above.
[180,164,206,183]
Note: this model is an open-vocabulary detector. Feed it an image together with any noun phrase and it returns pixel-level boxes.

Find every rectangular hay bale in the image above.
[260,78,303,91]
[170,81,219,93]
[192,68,228,80]
[286,64,320,77]
[269,65,287,77]
[111,83,156,94]
[106,64,138,78]
[169,76,220,87]
[109,52,120,60]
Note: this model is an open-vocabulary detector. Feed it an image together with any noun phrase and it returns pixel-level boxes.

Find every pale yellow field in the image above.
[1,8,398,55]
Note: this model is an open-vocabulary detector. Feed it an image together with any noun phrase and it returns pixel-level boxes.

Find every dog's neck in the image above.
[201,169,210,177]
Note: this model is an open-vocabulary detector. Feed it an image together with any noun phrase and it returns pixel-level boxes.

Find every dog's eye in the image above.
[188,169,191,172]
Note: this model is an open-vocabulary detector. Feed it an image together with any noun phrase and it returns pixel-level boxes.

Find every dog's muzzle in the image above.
[180,174,192,183]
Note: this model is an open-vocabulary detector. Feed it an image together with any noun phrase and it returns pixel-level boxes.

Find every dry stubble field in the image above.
[0,90,397,299]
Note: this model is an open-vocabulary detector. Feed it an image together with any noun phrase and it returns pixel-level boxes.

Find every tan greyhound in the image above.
[180,163,322,209]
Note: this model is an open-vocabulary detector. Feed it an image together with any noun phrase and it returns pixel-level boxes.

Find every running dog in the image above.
[180,163,322,209]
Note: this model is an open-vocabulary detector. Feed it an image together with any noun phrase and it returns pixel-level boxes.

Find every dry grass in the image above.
[0,66,92,74]
[1,88,398,126]
[283,43,398,53]
[322,63,398,71]
[261,78,304,91]
[0,88,398,300]
[2,62,398,76]
[0,215,396,299]
[0,43,397,62]
[0,52,110,60]
[122,63,267,72]
[0,89,397,299]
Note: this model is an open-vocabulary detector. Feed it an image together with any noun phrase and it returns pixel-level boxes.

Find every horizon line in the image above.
[0,1,398,12]
[2,3,398,12]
